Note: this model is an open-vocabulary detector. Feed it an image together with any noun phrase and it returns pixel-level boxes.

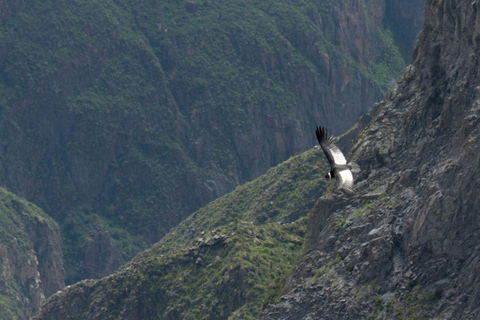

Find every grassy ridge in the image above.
[36,148,332,319]
[127,148,331,319]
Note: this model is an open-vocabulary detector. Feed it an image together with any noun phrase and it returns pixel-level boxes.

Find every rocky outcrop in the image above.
[83,231,124,280]
[0,187,64,319]
[261,0,480,319]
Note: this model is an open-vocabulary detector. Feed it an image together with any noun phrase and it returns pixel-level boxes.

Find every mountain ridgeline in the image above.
[0,0,424,288]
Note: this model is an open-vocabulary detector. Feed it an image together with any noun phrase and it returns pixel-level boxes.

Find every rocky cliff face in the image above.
[0,187,64,319]
[261,0,480,318]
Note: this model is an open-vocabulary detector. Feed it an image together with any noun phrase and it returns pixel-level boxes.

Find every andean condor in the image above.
[316,126,360,194]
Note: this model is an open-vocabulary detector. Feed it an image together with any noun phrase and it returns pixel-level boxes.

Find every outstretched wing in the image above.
[335,168,355,194]
[315,126,347,166]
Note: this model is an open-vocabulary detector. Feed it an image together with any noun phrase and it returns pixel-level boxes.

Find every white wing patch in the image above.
[330,145,347,165]
[336,169,354,193]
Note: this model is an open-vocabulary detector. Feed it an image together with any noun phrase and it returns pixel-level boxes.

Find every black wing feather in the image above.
[316,126,336,166]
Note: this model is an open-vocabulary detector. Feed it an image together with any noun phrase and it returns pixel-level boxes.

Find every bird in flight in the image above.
[316,126,360,194]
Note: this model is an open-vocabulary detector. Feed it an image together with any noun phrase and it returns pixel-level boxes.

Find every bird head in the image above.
[325,172,332,179]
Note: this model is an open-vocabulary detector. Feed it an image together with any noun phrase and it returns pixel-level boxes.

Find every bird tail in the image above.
[348,161,361,174]
[339,186,356,194]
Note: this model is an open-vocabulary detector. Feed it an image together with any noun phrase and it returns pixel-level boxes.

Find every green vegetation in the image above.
[312,253,342,280]
[373,27,407,89]
[361,283,440,320]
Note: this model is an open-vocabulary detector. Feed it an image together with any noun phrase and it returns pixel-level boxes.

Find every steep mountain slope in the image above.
[0,0,423,283]
[0,187,63,319]
[261,0,480,319]
[34,149,330,320]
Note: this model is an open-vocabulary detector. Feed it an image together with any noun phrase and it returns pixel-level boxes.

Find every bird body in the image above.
[315,126,360,194]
